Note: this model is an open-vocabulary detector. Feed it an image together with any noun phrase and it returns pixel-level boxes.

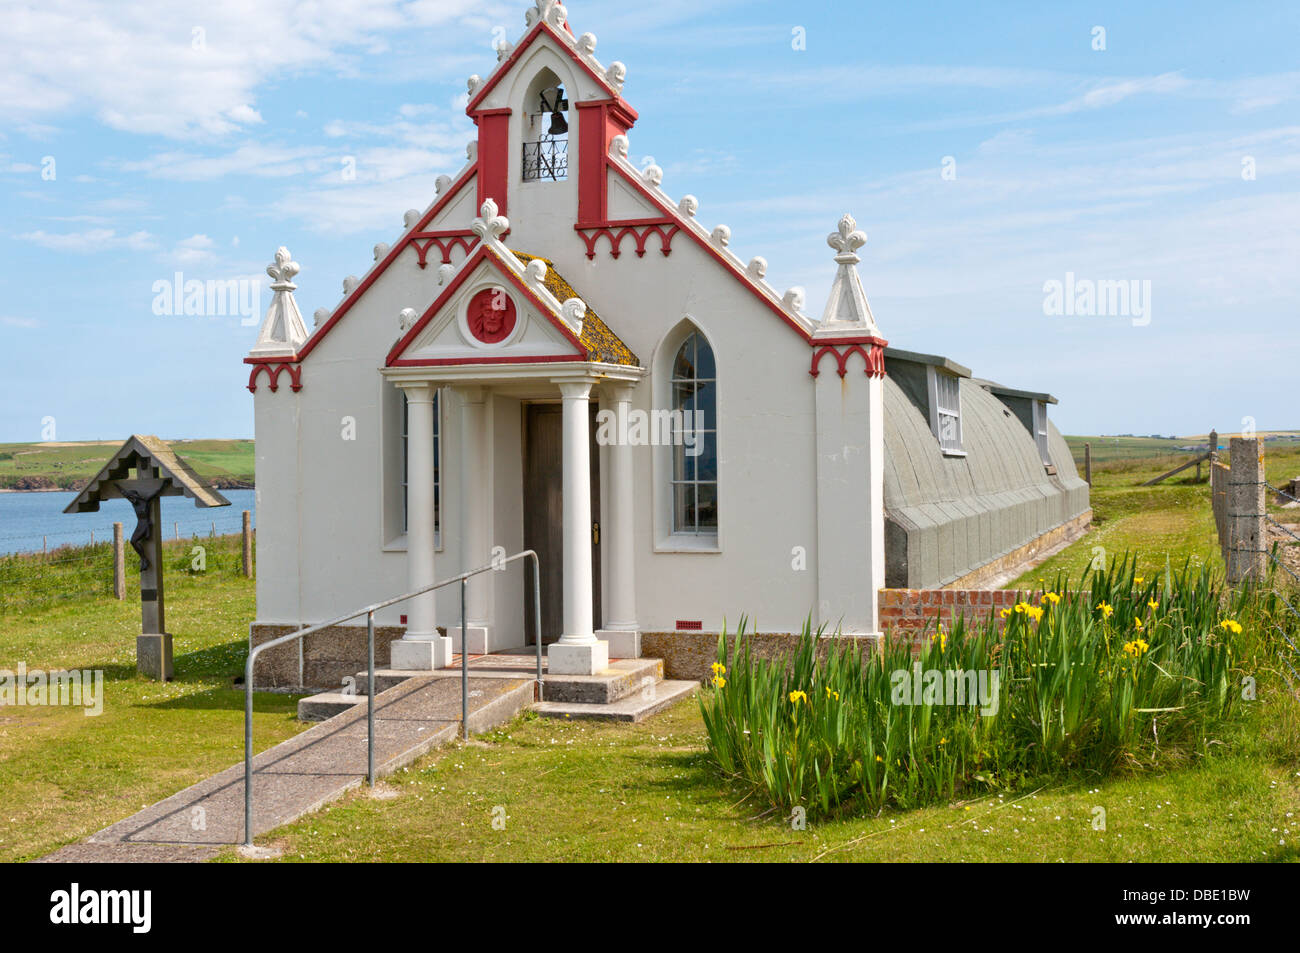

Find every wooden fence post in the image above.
[242,510,253,578]
[1084,442,1092,486]
[1226,437,1266,584]
[113,522,125,600]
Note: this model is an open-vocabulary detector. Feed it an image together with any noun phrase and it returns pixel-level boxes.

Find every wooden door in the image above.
[523,403,601,644]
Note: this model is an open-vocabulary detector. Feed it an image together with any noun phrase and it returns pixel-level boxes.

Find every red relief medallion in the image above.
[466,288,517,344]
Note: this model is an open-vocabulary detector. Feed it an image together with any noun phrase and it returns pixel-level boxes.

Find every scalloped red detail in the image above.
[410,231,480,268]
[810,344,886,379]
[247,361,303,393]
[575,219,679,260]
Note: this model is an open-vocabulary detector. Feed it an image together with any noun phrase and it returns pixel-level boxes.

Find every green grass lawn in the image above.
[217,697,1300,863]
[1009,440,1300,589]
[0,438,254,490]
[0,539,304,862]
[2,442,1298,862]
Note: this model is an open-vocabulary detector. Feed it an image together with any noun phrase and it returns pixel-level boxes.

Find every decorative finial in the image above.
[747,257,767,280]
[524,258,548,284]
[313,307,330,328]
[472,198,510,242]
[561,297,586,333]
[496,39,514,62]
[342,276,360,295]
[466,141,478,162]
[710,225,731,248]
[577,33,597,56]
[606,62,626,93]
[467,75,483,97]
[827,213,867,265]
[642,164,663,187]
[783,287,806,313]
[404,209,421,228]
[435,174,452,196]
[610,135,629,160]
[437,263,456,286]
[679,195,698,218]
[373,242,390,262]
[399,308,418,333]
[266,247,300,289]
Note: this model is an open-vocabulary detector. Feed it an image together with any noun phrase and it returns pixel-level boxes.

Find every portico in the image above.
[383,365,643,676]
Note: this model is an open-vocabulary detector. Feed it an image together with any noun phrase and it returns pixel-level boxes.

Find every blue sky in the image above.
[1,0,1296,441]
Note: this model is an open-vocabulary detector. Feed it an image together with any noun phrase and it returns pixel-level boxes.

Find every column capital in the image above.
[396,380,436,403]
[602,380,637,403]
[555,380,594,400]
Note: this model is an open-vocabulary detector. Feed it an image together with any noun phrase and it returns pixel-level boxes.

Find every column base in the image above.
[390,636,454,671]
[137,633,173,681]
[448,625,516,656]
[594,629,640,659]
[547,640,609,675]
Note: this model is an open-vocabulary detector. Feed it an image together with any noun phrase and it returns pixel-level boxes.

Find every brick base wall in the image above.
[879,588,1038,645]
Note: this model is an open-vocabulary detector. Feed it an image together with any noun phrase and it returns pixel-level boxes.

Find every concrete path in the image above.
[36,674,531,862]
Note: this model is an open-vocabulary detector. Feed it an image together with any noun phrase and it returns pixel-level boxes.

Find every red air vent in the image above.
[400,614,408,625]
[676,620,702,631]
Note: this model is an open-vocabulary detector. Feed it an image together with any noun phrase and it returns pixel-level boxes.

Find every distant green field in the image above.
[1066,432,1300,466]
[0,439,254,491]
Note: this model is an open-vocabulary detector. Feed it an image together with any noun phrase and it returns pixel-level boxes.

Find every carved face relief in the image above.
[466,288,517,344]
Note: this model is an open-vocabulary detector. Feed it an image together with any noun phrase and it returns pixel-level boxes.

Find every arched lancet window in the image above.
[521,70,568,182]
[670,331,717,535]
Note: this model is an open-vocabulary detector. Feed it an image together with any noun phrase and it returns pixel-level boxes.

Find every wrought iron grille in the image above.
[522,138,568,181]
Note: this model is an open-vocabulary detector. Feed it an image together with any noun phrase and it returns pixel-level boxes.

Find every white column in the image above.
[595,382,640,657]
[391,382,452,670]
[547,380,608,675]
[450,385,493,654]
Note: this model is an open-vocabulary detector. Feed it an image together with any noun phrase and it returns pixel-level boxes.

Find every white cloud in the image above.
[167,234,217,266]
[0,0,508,139]
[19,228,157,253]
[0,315,41,329]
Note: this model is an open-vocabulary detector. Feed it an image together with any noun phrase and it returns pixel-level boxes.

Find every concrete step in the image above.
[541,657,665,705]
[298,691,366,722]
[351,669,421,696]
[534,679,697,723]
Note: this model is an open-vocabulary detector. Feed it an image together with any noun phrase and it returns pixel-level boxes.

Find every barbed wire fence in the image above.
[0,511,254,614]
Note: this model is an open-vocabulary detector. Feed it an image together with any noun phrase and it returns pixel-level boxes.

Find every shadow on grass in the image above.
[142,685,301,714]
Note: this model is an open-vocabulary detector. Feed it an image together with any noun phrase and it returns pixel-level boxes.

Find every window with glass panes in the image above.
[670,331,717,535]
[401,390,441,543]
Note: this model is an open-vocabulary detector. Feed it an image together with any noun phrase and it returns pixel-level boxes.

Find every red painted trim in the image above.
[475,111,511,216]
[576,98,637,226]
[606,161,814,343]
[465,21,631,117]
[809,343,887,379]
[245,361,303,393]
[291,164,479,366]
[390,353,586,368]
[410,231,479,268]
[385,245,589,366]
[575,220,679,259]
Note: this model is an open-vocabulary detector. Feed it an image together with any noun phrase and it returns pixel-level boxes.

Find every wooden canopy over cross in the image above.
[63,435,231,679]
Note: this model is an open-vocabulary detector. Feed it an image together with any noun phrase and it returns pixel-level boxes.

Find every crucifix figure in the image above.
[121,485,167,571]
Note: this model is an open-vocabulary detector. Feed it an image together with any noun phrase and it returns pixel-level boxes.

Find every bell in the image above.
[548,111,568,136]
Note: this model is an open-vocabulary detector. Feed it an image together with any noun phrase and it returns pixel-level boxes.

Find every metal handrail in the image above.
[243,549,542,847]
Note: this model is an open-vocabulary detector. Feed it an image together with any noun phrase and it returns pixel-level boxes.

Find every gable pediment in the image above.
[388,250,586,367]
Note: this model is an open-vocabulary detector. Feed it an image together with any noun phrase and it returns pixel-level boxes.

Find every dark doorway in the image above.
[523,402,601,644]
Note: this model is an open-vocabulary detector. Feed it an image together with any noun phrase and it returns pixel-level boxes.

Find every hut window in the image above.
[927,367,964,456]
[402,389,441,545]
[1032,399,1051,466]
[670,331,718,535]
